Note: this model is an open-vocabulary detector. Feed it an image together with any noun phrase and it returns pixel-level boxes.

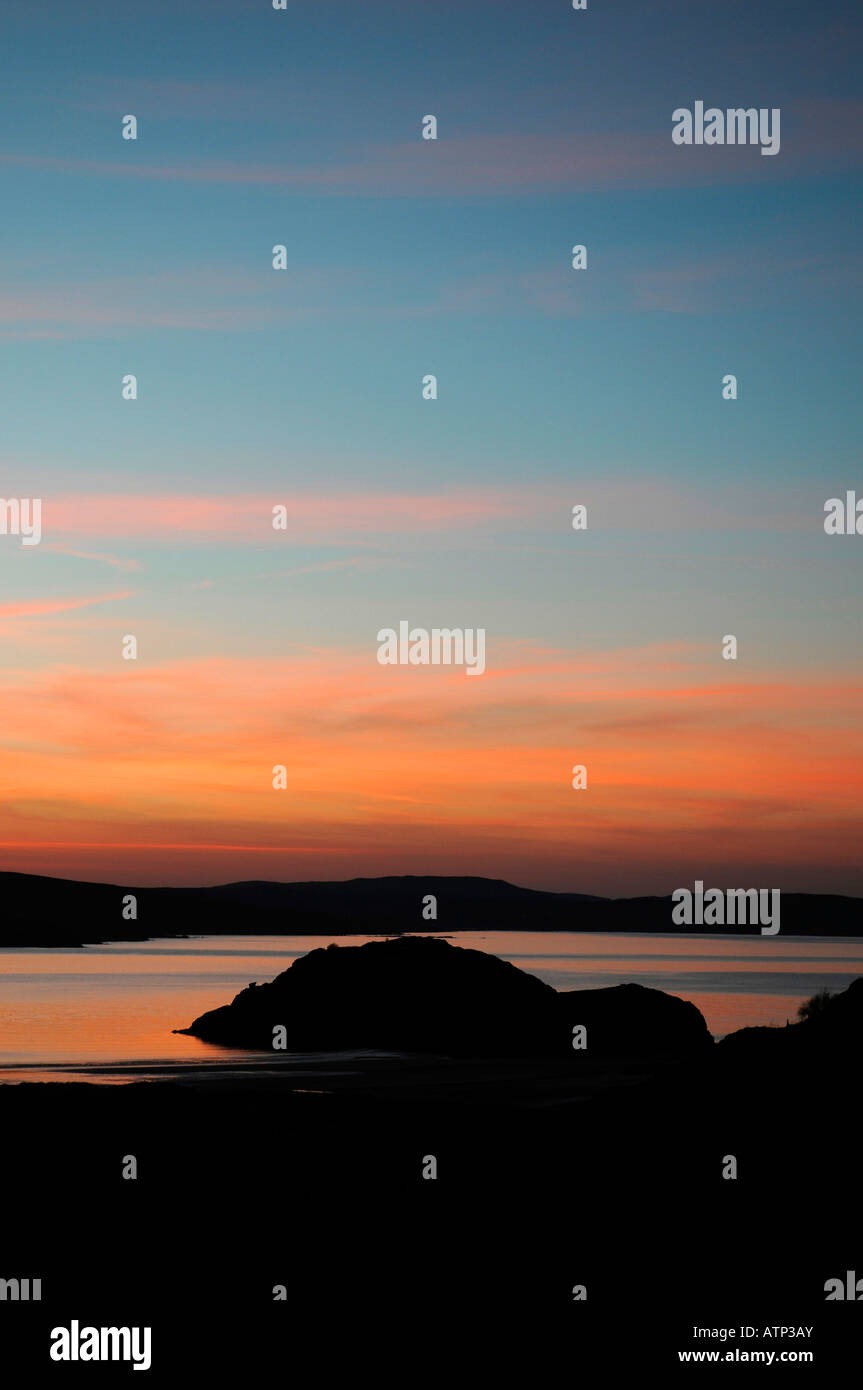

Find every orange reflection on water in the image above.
[1,931,861,1075]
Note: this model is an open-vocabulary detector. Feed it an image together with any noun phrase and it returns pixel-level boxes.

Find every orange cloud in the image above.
[0,645,860,893]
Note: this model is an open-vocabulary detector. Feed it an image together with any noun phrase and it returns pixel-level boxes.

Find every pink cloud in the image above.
[4,106,862,198]
[28,480,822,550]
[40,544,139,571]
[43,491,539,542]
[0,266,354,335]
[277,556,388,578]
[0,590,132,620]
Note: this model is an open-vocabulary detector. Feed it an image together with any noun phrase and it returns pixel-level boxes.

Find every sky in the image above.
[0,0,861,893]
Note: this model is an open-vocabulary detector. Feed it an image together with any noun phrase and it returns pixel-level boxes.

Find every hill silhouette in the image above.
[1,870,861,945]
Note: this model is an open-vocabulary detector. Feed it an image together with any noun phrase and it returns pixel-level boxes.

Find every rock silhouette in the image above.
[177,934,713,1058]
[558,979,712,1056]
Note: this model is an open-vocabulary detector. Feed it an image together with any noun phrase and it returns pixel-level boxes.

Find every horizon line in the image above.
[0,864,861,903]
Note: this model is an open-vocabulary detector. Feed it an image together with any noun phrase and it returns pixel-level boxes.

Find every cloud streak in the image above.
[4,104,862,199]
[0,647,860,891]
[0,590,132,621]
[42,491,539,541]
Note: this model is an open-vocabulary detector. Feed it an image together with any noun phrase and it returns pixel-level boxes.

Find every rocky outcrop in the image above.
[558,980,712,1056]
[177,934,713,1059]
[717,976,863,1065]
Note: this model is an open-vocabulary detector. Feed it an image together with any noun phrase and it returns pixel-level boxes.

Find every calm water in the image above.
[1,931,861,1081]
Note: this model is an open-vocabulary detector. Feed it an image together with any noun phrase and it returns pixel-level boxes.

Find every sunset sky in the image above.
[1,0,861,893]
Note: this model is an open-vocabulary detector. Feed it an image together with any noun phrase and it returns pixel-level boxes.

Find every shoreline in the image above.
[5,926,863,949]
[0,1048,684,1094]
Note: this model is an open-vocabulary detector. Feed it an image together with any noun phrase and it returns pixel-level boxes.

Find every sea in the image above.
[1,930,861,1081]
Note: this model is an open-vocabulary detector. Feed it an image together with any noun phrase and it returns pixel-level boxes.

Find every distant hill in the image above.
[0,871,861,946]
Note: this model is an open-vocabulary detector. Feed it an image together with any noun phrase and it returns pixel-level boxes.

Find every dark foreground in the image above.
[1,1038,859,1379]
